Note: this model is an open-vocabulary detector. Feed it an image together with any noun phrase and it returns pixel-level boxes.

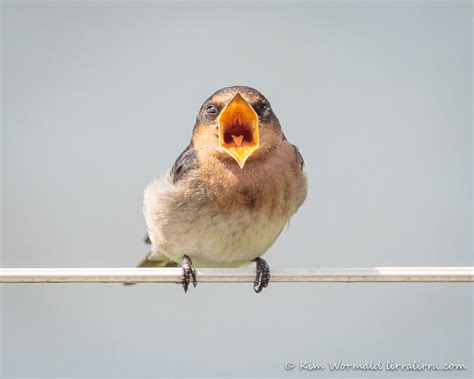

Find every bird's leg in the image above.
[253,257,270,293]
[180,255,197,293]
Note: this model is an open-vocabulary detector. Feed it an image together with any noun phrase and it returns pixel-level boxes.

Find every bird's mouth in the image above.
[218,93,259,169]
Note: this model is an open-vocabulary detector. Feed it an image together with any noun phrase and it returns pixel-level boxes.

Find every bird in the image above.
[137,86,307,293]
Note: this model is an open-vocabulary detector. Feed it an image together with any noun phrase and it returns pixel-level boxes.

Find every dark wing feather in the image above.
[292,144,305,170]
[170,143,198,184]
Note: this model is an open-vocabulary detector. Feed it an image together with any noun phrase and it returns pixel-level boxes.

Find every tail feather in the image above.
[137,254,177,268]
[124,253,177,286]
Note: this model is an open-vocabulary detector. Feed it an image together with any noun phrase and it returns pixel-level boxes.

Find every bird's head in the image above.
[192,86,283,169]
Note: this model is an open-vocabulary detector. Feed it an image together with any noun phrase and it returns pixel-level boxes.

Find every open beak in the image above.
[218,93,259,169]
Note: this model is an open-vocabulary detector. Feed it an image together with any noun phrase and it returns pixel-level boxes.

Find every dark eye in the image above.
[206,104,218,115]
[255,102,271,116]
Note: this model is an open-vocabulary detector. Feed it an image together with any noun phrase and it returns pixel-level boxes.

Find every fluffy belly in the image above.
[154,209,287,267]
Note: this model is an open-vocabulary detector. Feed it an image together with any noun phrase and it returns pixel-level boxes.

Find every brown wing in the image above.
[292,144,305,170]
[170,143,198,184]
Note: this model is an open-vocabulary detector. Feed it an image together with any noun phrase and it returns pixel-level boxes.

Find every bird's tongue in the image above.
[231,135,244,147]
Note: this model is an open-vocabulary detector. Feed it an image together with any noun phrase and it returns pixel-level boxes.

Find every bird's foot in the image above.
[180,255,197,293]
[253,257,270,293]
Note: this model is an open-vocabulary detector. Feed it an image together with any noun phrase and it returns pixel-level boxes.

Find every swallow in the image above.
[138,86,307,293]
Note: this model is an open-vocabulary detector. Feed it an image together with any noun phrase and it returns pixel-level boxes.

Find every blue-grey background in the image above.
[1,1,472,378]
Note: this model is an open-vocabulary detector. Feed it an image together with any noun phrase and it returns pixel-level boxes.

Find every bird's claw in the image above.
[180,255,197,293]
[253,257,270,293]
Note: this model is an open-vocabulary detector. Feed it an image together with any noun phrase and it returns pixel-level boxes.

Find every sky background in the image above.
[1,1,472,378]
